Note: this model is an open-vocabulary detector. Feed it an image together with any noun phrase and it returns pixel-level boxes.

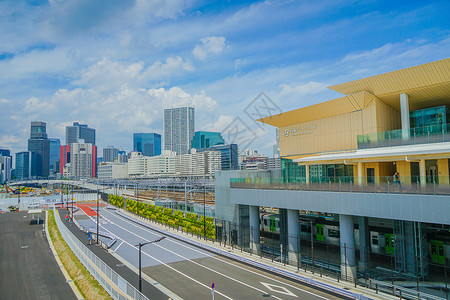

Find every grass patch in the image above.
[48,210,113,300]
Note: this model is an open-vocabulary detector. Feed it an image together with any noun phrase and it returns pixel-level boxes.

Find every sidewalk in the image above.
[57,208,172,300]
[115,206,398,300]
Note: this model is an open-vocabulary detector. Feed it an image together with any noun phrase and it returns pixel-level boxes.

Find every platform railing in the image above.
[230,175,450,196]
[53,208,148,300]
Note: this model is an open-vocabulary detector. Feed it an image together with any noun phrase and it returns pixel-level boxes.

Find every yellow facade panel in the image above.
[328,58,450,97]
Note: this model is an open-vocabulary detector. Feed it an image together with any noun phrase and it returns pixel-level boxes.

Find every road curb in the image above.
[45,210,85,300]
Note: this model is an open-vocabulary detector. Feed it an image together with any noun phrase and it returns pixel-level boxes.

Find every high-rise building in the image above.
[59,145,71,175]
[164,107,194,155]
[70,143,97,179]
[103,146,119,162]
[15,151,41,180]
[27,121,50,177]
[133,133,161,157]
[0,149,12,169]
[197,144,239,170]
[0,155,12,183]
[66,122,96,145]
[175,149,221,177]
[49,138,61,173]
[191,131,225,149]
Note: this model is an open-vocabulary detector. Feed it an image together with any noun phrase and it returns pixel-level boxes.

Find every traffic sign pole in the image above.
[211,282,215,300]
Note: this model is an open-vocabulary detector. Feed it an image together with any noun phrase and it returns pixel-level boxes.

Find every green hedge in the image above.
[108,197,215,239]
[109,195,124,208]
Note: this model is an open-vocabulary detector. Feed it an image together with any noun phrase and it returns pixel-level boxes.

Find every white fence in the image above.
[53,208,148,300]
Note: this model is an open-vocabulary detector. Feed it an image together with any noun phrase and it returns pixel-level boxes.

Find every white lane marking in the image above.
[112,240,124,253]
[95,214,234,300]
[105,210,331,300]
[261,282,298,297]
[101,213,278,300]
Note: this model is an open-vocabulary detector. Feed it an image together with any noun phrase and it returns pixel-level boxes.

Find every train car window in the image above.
[439,246,444,256]
[431,245,436,255]
[301,225,311,232]
[328,229,340,238]
[264,220,267,225]
[372,237,378,245]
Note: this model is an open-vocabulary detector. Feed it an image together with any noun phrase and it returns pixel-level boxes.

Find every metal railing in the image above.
[230,175,450,195]
[53,208,148,300]
[357,123,450,149]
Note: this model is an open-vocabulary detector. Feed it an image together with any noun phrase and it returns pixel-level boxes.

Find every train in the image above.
[260,213,449,265]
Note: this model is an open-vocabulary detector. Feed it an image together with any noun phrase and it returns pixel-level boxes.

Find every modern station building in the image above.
[216,58,450,282]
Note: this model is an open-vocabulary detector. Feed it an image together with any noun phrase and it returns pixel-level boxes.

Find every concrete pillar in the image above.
[305,165,310,184]
[248,205,261,255]
[419,159,426,188]
[358,217,370,271]
[400,93,410,141]
[339,214,356,280]
[287,209,300,265]
[357,162,363,186]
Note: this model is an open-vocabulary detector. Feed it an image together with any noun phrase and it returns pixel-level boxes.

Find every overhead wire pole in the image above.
[203,184,206,240]
[97,183,99,245]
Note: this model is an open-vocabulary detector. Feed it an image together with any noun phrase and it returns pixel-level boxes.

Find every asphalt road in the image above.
[78,207,348,300]
[0,211,76,300]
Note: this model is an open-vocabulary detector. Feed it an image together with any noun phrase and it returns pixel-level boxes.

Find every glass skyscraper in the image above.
[27,121,50,177]
[15,151,41,180]
[191,131,225,149]
[133,133,161,157]
[164,107,194,155]
[49,138,61,173]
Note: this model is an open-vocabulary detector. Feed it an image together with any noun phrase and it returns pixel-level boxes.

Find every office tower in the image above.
[66,122,96,145]
[164,107,194,155]
[49,138,61,173]
[0,149,12,169]
[191,131,225,149]
[0,155,12,183]
[70,143,97,179]
[133,133,161,157]
[59,145,71,175]
[27,121,50,177]
[15,151,41,180]
[197,144,239,170]
[103,145,119,162]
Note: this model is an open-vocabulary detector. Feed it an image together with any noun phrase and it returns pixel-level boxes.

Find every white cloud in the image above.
[205,115,234,132]
[144,56,195,80]
[279,81,328,98]
[193,36,227,60]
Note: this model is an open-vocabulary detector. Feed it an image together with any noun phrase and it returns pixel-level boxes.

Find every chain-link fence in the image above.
[53,208,148,300]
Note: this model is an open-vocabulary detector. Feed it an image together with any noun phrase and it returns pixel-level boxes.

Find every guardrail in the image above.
[53,208,148,300]
[369,279,444,300]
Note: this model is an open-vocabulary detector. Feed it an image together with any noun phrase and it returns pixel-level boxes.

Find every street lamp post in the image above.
[136,236,166,292]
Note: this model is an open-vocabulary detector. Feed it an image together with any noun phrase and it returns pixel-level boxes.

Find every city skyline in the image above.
[0,1,449,157]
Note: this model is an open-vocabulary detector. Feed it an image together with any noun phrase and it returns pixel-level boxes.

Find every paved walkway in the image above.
[0,211,76,300]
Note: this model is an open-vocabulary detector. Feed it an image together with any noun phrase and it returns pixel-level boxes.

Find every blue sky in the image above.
[0,0,449,157]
